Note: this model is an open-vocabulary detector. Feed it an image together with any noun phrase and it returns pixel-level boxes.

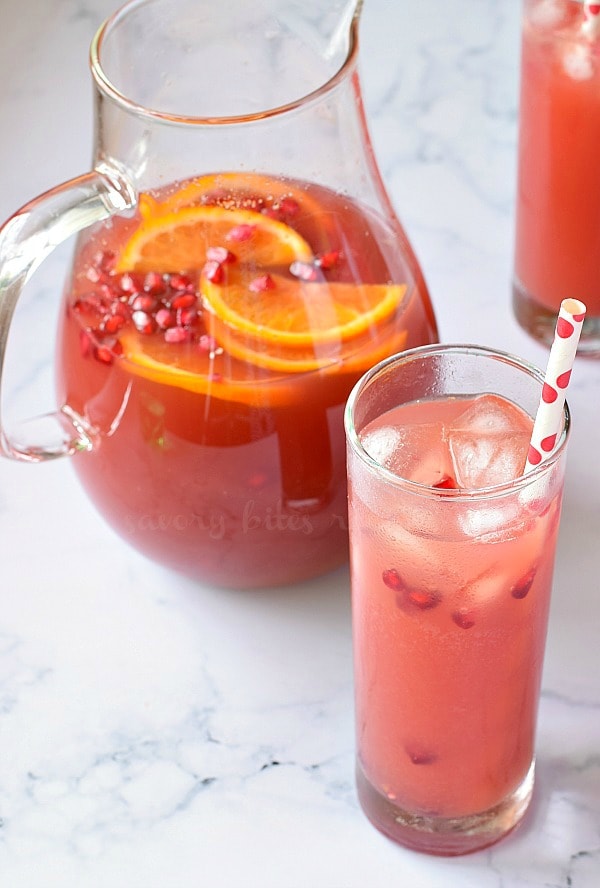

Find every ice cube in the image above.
[360,425,403,467]
[530,0,568,31]
[562,43,594,81]
[448,394,531,489]
[361,422,455,486]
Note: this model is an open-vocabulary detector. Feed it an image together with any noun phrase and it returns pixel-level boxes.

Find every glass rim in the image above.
[344,343,571,501]
[89,0,361,126]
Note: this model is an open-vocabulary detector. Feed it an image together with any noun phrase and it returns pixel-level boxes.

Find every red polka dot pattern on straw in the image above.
[525,299,586,473]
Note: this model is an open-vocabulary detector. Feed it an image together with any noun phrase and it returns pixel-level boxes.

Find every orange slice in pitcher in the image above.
[116,203,313,274]
[201,267,407,371]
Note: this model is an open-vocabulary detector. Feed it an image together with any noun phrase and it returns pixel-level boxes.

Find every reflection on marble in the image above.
[0,0,599,885]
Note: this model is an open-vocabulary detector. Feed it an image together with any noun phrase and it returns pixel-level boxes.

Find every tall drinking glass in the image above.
[345,345,570,855]
[513,0,600,354]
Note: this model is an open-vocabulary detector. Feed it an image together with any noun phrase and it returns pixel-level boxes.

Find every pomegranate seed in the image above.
[198,334,217,352]
[316,250,341,270]
[94,250,117,273]
[132,310,156,334]
[261,206,281,220]
[117,272,144,295]
[168,273,194,291]
[86,266,106,284]
[452,610,476,630]
[102,313,125,334]
[406,588,442,610]
[177,307,198,327]
[279,196,300,216]
[94,337,122,364]
[249,274,275,293]
[406,747,438,766]
[206,246,236,265]
[226,223,255,243]
[165,326,192,344]
[382,568,405,592]
[433,474,458,490]
[131,294,158,313]
[73,293,105,315]
[144,272,166,295]
[155,308,177,329]
[111,301,132,319]
[290,260,319,282]
[171,292,197,310]
[511,567,536,600]
[203,260,224,284]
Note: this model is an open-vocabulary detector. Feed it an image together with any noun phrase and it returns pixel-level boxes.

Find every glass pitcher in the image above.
[0,0,438,588]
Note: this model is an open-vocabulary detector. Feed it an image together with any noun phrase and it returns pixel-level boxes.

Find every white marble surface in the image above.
[0,0,599,885]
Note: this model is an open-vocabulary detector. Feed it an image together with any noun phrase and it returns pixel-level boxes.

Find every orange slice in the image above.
[201,266,407,371]
[201,267,407,349]
[118,332,296,407]
[116,204,313,274]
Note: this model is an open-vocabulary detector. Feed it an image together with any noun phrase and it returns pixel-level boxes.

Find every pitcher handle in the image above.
[0,163,136,462]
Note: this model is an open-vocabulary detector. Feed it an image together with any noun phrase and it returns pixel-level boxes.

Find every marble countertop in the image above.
[0,0,599,885]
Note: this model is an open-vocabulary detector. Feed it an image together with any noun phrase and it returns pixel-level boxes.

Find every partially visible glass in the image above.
[513,0,600,354]
[345,345,570,855]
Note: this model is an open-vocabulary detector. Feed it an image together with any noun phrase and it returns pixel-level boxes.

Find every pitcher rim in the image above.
[89,0,362,125]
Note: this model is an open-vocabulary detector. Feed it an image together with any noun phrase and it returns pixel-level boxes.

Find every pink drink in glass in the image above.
[345,346,570,855]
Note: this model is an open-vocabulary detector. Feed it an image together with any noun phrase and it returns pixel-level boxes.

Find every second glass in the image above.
[513,0,600,354]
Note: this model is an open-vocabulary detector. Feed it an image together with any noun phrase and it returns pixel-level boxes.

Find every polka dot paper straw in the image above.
[582,2,600,39]
[525,298,586,473]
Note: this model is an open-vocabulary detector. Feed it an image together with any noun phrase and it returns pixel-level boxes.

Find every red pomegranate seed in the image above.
[433,474,458,490]
[406,747,438,766]
[131,294,158,313]
[117,272,144,296]
[111,301,132,319]
[452,610,476,630]
[177,307,198,327]
[94,337,122,364]
[85,266,106,284]
[206,246,236,265]
[279,196,300,216]
[171,292,197,310]
[168,273,194,291]
[73,293,105,315]
[316,250,341,270]
[198,334,217,352]
[249,274,275,293]
[382,568,405,592]
[143,272,166,295]
[165,326,192,344]
[203,260,224,284]
[261,206,281,220]
[155,308,177,329]
[290,260,319,282]
[132,310,156,334]
[94,250,117,273]
[226,223,255,243]
[102,313,125,334]
[511,567,536,600]
[406,588,442,610]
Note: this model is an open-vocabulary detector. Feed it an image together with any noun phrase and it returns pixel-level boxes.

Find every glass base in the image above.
[512,277,600,356]
[356,758,535,856]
